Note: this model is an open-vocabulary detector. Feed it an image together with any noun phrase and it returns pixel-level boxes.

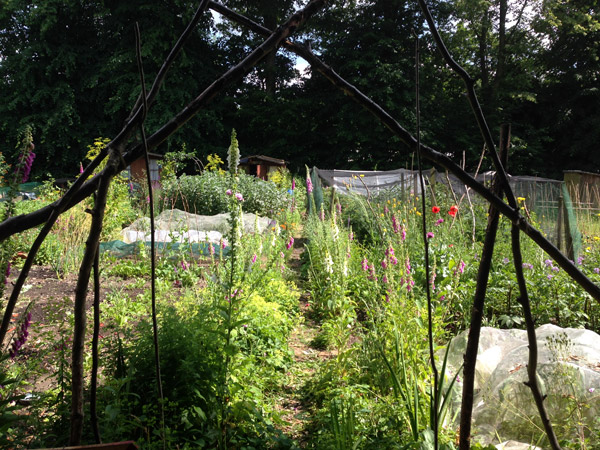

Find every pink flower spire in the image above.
[392,215,400,233]
[21,150,36,183]
[361,258,369,271]
[10,311,31,359]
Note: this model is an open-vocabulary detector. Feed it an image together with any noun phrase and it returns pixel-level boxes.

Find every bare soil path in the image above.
[276,237,335,447]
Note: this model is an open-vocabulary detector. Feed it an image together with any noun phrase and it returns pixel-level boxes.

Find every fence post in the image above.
[556,194,563,252]
[563,187,575,261]
[401,172,405,203]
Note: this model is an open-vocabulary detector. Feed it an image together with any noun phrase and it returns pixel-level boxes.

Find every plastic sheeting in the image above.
[99,240,225,258]
[121,229,223,245]
[315,168,425,197]
[100,209,273,258]
[444,325,600,446]
[121,209,272,243]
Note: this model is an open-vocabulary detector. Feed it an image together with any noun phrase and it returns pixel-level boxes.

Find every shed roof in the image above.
[239,155,287,166]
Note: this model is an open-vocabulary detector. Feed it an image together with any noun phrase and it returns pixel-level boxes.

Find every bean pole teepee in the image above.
[0,0,598,448]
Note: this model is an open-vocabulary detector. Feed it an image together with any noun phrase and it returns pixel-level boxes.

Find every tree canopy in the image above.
[0,0,598,178]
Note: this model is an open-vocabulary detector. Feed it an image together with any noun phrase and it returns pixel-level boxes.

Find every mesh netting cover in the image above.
[443,325,600,446]
[100,209,272,258]
[315,167,424,197]
[314,167,583,255]
[99,240,225,258]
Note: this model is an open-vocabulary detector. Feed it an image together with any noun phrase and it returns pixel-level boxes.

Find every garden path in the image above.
[276,237,336,447]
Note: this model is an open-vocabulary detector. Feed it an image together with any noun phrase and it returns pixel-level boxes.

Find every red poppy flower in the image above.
[448,205,458,217]
[431,206,440,214]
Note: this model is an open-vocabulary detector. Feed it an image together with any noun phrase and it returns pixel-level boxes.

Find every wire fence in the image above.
[314,167,600,259]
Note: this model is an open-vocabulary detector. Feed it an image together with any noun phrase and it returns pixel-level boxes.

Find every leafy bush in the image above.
[97,303,222,447]
[161,172,292,217]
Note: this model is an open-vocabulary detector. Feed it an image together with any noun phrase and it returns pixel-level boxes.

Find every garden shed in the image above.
[128,153,163,184]
[239,155,287,181]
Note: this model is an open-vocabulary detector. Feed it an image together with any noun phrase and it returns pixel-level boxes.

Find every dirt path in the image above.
[276,237,335,447]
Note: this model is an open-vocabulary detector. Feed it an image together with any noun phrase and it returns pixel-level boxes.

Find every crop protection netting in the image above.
[313,167,590,259]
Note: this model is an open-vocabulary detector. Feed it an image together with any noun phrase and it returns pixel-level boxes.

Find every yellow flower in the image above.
[517,197,526,202]
[359,174,364,177]
[416,211,421,216]
[586,246,591,251]
[594,236,600,241]
[383,228,387,233]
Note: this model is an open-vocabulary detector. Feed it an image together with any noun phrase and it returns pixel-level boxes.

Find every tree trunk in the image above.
[478,9,491,103]
[493,0,508,103]
[263,12,277,95]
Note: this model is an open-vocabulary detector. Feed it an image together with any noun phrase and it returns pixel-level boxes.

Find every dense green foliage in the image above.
[1,2,600,447]
[2,169,600,447]
[0,0,598,178]
[302,185,600,448]
[161,171,293,216]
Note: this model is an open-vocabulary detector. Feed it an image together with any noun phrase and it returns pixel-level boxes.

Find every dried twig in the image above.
[125,0,210,122]
[415,2,561,447]
[459,125,508,449]
[511,224,562,450]
[0,0,212,347]
[90,243,101,444]
[208,0,600,302]
[414,31,439,447]
[0,0,329,244]
[135,21,166,449]
[71,171,112,445]
[416,0,517,209]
